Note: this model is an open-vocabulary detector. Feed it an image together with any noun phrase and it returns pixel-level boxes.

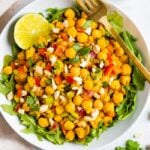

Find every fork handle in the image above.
[100,16,150,84]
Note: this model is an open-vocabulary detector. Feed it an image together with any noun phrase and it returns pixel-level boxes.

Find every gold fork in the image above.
[76,0,150,83]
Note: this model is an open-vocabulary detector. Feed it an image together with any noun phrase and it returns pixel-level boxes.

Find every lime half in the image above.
[14,13,50,49]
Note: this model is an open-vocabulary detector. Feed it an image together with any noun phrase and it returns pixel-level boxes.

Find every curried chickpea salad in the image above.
[0,5,145,145]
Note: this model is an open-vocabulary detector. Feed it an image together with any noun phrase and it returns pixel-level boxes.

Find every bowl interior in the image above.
[0,0,150,150]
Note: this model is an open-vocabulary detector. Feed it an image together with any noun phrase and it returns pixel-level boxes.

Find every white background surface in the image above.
[0,0,150,150]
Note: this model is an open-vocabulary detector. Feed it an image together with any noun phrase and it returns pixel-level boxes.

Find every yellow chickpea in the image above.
[56,21,64,30]
[94,99,103,110]
[84,80,93,90]
[56,105,64,115]
[82,100,93,113]
[88,36,94,44]
[27,76,35,87]
[110,80,121,90]
[97,37,107,49]
[67,18,75,27]
[67,27,77,38]
[75,127,85,139]
[115,47,124,57]
[102,95,110,103]
[3,66,12,75]
[64,8,75,18]
[120,55,128,63]
[121,64,132,75]
[45,86,54,95]
[92,29,102,39]
[54,115,62,122]
[103,102,115,114]
[26,47,35,59]
[40,76,47,87]
[17,51,25,60]
[65,130,75,141]
[80,69,89,78]
[24,83,30,92]
[91,21,98,29]
[97,51,107,60]
[73,95,83,106]
[76,18,86,27]
[77,33,88,43]
[113,91,124,105]
[38,117,49,128]
[99,25,105,35]
[103,116,112,126]
[70,67,80,77]
[65,48,76,59]
[102,75,110,82]
[120,75,131,86]
[65,102,75,113]
[64,120,75,130]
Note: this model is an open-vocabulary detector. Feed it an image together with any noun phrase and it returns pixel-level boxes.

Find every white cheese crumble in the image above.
[49,118,54,126]
[18,109,25,115]
[47,47,54,53]
[42,94,48,99]
[49,55,57,66]
[63,20,69,27]
[93,92,100,99]
[69,36,75,42]
[21,90,27,97]
[52,28,60,33]
[7,91,13,100]
[93,45,100,53]
[44,70,51,77]
[77,87,83,95]
[20,98,24,103]
[85,27,92,35]
[54,91,60,100]
[40,105,48,113]
[92,67,96,73]
[99,87,105,95]
[64,65,68,73]
[80,59,87,68]
[73,77,82,85]
[99,61,104,69]
[35,66,43,75]
[109,77,115,85]
[59,95,66,101]
[91,109,99,119]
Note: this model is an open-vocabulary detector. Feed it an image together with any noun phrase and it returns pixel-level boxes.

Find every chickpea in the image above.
[92,29,102,39]
[102,75,109,82]
[45,86,54,95]
[103,116,112,126]
[88,36,94,44]
[99,25,105,35]
[120,55,128,63]
[73,95,83,106]
[54,115,62,122]
[85,125,90,136]
[121,64,132,75]
[120,75,131,86]
[110,80,121,90]
[56,21,64,30]
[26,47,35,59]
[35,88,44,97]
[115,47,124,57]
[97,37,107,49]
[97,51,107,60]
[3,66,12,75]
[47,110,54,118]
[65,102,75,113]
[65,48,76,59]
[17,51,25,60]
[80,69,89,78]
[24,83,30,92]
[40,76,48,87]
[77,33,88,43]
[67,27,77,38]
[67,18,75,27]
[76,18,86,27]
[91,21,98,29]
[113,91,124,105]
[84,80,93,90]
[64,120,75,130]
[27,76,35,87]
[56,105,64,115]
[70,67,80,77]
[38,117,49,128]
[103,102,114,114]
[102,95,110,103]
[75,127,85,139]
[82,100,93,113]
[94,99,103,110]
[65,130,75,141]
[64,8,75,18]
[81,12,88,19]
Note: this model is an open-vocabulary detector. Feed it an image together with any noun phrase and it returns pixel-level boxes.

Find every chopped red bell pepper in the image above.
[77,28,84,32]
[77,108,86,118]
[38,48,47,58]
[61,33,68,41]
[55,75,62,85]
[104,64,114,75]
[16,87,22,98]
[45,63,52,71]
[54,46,64,57]
[34,77,41,86]
[18,66,24,73]
[52,43,58,49]
[66,76,74,84]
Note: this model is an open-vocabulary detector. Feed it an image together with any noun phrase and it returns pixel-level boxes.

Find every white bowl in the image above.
[0,0,150,150]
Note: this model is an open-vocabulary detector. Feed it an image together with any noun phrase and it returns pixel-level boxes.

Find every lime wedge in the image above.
[14,13,50,49]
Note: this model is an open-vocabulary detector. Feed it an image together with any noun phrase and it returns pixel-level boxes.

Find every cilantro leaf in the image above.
[3,55,13,67]
[1,104,16,115]
[78,47,91,56]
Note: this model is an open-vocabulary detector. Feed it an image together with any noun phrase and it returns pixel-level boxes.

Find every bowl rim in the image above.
[0,0,150,150]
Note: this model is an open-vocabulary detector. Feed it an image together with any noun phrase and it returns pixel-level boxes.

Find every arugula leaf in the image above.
[108,11,123,33]
[46,8,66,22]
[68,56,80,64]
[83,20,93,29]
[78,47,91,56]
[11,43,20,58]
[26,96,36,106]
[3,55,13,67]
[73,43,82,51]
[0,83,11,95]
[1,104,16,115]
[115,139,143,150]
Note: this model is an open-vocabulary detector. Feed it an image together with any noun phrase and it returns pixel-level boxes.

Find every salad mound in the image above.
[0,5,145,145]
